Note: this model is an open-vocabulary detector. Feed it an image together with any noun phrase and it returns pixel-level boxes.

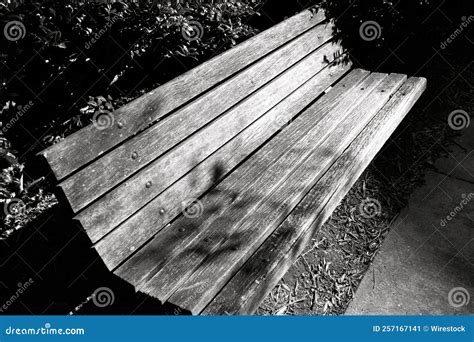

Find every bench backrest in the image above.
[38,9,350,270]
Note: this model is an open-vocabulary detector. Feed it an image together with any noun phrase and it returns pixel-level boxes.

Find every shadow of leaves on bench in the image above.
[131,144,336,304]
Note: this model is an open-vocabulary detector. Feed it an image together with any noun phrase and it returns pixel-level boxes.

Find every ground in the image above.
[346,172,473,315]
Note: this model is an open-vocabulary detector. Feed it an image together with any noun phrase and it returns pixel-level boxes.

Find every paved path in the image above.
[346,121,473,315]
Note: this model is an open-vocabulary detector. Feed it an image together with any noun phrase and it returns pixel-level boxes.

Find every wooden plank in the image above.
[60,21,338,214]
[202,77,427,315]
[76,40,345,244]
[113,69,368,281]
[38,10,327,182]
[101,62,353,273]
[132,71,389,303]
[165,74,407,314]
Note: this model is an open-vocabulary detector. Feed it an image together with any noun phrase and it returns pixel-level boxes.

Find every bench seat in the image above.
[38,9,426,315]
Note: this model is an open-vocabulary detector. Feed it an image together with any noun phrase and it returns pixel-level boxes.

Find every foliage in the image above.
[314,0,447,69]
[0,0,260,154]
[0,0,261,231]
[0,132,53,237]
[0,136,21,200]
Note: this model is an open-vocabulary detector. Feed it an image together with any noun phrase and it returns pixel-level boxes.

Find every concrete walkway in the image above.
[346,121,474,315]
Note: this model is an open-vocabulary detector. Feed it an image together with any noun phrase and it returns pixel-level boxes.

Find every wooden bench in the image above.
[38,9,426,315]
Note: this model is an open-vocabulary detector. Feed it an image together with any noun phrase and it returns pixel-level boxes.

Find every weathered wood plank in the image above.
[61,21,338,214]
[202,77,427,315]
[114,69,369,282]
[103,61,352,274]
[134,71,389,303]
[75,40,344,245]
[165,74,407,314]
[38,10,327,182]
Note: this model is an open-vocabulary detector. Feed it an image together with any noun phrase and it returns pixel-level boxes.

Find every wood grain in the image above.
[61,21,337,214]
[38,10,327,182]
[104,61,352,273]
[165,74,407,314]
[113,69,369,282]
[132,71,388,303]
[76,41,344,246]
[202,77,427,315]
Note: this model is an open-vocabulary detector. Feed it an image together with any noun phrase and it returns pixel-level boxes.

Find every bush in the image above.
[0,0,261,232]
[316,0,448,69]
[0,0,261,155]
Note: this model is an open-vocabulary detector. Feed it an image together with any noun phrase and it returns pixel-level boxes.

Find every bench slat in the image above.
[62,20,338,214]
[114,68,368,285]
[202,77,427,315]
[165,74,407,314]
[75,40,344,247]
[38,10,326,182]
[106,62,353,275]
[130,70,386,302]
